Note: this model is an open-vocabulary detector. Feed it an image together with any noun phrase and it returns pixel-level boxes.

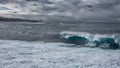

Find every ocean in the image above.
[0,21,120,68]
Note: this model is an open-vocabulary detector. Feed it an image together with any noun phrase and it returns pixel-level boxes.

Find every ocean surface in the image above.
[0,21,120,40]
[0,21,120,68]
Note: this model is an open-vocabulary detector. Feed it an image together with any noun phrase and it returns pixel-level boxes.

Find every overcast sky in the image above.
[0,0,120,20]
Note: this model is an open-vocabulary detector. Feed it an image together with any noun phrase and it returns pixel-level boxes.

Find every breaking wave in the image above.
[0,26,120,49]
[60,31,120,49]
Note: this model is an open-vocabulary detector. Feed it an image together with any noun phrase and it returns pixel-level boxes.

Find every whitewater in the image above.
[0,40,120,68]
[0,20,120,68]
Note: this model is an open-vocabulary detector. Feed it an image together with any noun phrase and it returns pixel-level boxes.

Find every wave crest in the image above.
[60,31,119,49]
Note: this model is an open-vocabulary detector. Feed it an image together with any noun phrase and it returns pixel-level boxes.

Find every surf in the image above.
[60,31,120,49]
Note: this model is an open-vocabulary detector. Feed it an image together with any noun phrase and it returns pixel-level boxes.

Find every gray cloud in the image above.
[0,0,120,21]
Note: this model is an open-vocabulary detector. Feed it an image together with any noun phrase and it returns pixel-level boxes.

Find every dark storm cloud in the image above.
[0,0,120,20]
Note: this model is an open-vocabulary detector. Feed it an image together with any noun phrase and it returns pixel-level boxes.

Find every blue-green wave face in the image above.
[93,38,119,49]
[61,31,120,49]
[65,36,89,45]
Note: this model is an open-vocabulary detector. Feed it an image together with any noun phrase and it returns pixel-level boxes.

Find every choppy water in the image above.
[0,40,120,68]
